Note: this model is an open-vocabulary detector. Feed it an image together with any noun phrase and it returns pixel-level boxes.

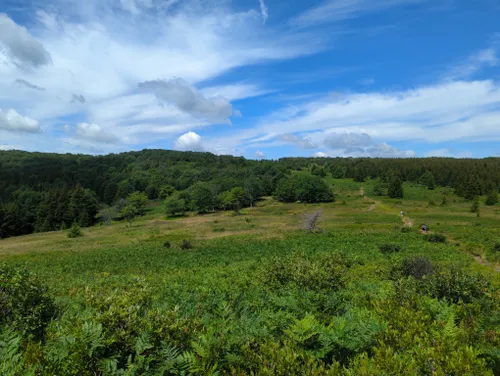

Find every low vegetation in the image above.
[1,151,500,374]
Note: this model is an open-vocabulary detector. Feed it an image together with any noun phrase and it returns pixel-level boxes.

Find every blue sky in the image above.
[1,0,499,159]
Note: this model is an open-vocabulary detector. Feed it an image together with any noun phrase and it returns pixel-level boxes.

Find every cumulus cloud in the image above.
[313,151,328,157]
[364,143,416,158]
[0,14,52,68]
[0,109,40,133]
[255,150,266,159]
[68,122,119,144]
[324,132,372,149]
[139,78,233,124]
[277,133,318,149]
[174,131,205,152]
[15,79,45,91]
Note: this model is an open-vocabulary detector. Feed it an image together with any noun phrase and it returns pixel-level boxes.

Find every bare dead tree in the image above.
[302,210,323,233]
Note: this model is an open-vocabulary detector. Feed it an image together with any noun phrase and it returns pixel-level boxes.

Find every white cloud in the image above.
[447,47,499,80]
[324,132,372,149]
[201,83,272,102]
[255,150,266,159]
[69,122,119,144]
[313,151,328,157]
[364,143,416,158]
[139,78,233,124]
[175,131,205,152]
[425,148,451,157]
[277,133,318,149]
[0,14,52,68]
[259,0,269,24]
[0,109,40,133]
[290,0,426,28]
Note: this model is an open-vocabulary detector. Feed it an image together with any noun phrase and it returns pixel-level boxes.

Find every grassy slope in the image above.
[1,178,498,297]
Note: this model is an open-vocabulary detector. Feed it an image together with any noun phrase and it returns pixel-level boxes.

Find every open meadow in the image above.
[1,179,500,375]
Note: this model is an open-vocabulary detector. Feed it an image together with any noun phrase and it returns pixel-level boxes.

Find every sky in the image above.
[1,0,500,159]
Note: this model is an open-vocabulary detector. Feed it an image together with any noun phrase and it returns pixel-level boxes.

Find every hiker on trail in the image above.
[400,211,404,217]
[421,224,428,233]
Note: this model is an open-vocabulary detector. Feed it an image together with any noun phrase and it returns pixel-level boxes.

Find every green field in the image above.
[1,179,499,375]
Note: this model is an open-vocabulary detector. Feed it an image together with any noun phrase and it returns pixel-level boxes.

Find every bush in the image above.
[67,222,83,238]
[423,268,490,303]
[264,253,346,291]
[401,226,412,233]
[163,240,171,248]
[378,243,402,254]
[426,233,447,243]
[180,239,193,250]
[399,257,434,280]
[0,265,57,340]
[493,242,500,253]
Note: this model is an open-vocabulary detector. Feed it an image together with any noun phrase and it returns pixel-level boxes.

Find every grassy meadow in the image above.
[1,178,500,375]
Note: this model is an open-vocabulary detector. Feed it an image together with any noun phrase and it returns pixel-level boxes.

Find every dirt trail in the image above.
[359,187,365,196]
[402,216,414,227]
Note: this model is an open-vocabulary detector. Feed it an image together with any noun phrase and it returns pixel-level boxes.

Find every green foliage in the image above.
[378,243,402,254]
[164,194,186,217]
[423,268,491,303]
[275,174,334,203]
[163,240,171,248]
[388,176,404,198]
[67,222,83,238]
[126,191,148,216]
[471,196,480,213]
[485,190,499,206]
[493,242,500,253]
[393,256,434,280]
[263,253,346,291]
[0,265,57,340]
[420,171,436,190]
[426,233,447,243]
[180,239,193,250]
[190,182,215,213]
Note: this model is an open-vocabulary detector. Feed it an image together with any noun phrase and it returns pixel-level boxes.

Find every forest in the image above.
[1,149,499,239]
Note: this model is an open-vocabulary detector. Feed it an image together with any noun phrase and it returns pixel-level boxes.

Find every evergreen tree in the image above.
[388,176,404,198]
[471,197,480,213]
[485,190,499,206]
[420,171,436,190]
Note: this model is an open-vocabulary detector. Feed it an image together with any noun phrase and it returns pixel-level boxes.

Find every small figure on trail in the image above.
[400,211,405,217]
[421,224,428,233]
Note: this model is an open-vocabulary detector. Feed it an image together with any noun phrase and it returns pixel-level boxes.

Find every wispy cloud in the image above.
[290,0,427,28]
[259,0,268,24]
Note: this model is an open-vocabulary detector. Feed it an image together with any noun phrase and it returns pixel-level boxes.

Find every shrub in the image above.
[423,268,490,303]
[0,265,57,340]
[378,243,402,254]
[426,233,447,243]
[180,239,193,250]
[163,240,171,248]
[67,222,83,238]
[493,242,500,253]
[399,257,434,280]
[401,226,412,233]
[264,253,346,291]
[212,227,225,232]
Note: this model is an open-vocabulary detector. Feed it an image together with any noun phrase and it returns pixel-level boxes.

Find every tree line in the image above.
[1,150,499,238]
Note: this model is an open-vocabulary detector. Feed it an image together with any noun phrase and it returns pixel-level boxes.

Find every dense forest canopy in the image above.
[1,149,499,239]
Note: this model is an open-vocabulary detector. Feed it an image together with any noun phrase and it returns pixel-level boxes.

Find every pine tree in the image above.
[388,176,404,198]
[485,190,499,206]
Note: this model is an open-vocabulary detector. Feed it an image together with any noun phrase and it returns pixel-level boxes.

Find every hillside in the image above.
[1,178,499,374]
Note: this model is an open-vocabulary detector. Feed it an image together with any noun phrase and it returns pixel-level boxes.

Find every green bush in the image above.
[379,243,402,254]
[67,222,83,238]
[426,233,447,243]
[163,240,171,248]
[0,265,57,340]
[401,226,411,233]
[493,242,500,253]
[423,268,490,303]
[399,256,434,280]
[180,239,193,250]
[264,253,346,291]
